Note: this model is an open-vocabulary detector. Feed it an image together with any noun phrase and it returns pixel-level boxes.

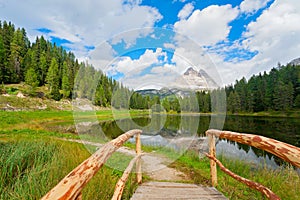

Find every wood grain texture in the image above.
[135,132,142,184]
[41,129,142,200]
[130,181,228,200]
[208,134,217,186]
[206,129,300,168]
[206,153,280,200]
[112,154,142,200]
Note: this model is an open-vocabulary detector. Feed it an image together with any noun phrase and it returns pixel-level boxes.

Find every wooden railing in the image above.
[41,129,142,200]
[206,129,300,200]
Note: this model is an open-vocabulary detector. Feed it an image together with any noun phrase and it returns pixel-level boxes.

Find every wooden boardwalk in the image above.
[130,181,228,200]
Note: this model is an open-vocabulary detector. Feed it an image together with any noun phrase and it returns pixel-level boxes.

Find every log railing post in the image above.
[205,129,300,199]
[207,132,217,187]
[206,129,300,168]
[112,154,142,200]
[135,132,142,184]
[41,129,142,200]
[75,192,82,200]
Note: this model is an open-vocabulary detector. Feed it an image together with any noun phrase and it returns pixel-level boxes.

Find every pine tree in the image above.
[2,21,15,83]
[60,62,70,98]
[227,91,241,113]
[172,98,181,113]
[295,95,300,108]
[162,98,171,112]
[46,58,61,100]
[0,35,4,82]
[39,52,48,85]
[273,81,294,111]
[25,67,39,94]
[203,93,210,113]
[94,84,106,106]
[286,82,294,110]
[0,82,5,94]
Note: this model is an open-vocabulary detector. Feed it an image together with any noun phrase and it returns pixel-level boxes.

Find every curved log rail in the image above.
[206,129,300,200]
[112,154,143,200]
[41,129,142,200]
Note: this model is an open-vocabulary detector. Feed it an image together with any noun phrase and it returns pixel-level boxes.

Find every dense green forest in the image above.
[140,63,300,113]
[1,20,299,113]
[0,20,130,105]
[0,20,165,109]
[225,64,300,113]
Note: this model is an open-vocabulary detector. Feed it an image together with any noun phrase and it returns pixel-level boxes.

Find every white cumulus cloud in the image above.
[177,3,194,20]
[0,0,162,59]
[240,0,271,14]
[174,4,239,46]
[107,48,167,78]
[241,0,300,75]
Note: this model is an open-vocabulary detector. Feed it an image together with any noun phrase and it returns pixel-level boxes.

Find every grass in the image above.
[0,108,149,199]
[0,109,149,130]
[0,133,138,200]
[1,93,298,199]
[126,140,300,199]
[0,95,72,111]
[1,124,299,200]
[0,137,85,199]
[0,110,74,130]
[226,110,300,118]
[169,150,300,200]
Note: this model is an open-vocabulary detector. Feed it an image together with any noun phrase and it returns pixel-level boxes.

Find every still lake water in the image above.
[96,114,300,168]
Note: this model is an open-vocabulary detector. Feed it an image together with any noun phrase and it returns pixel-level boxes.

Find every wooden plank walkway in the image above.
[130,181,228,200]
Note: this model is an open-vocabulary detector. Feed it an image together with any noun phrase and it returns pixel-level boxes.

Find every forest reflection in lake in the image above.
[97,114,300,168]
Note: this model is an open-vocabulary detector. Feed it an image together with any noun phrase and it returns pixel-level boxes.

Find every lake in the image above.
[79,114,300,168]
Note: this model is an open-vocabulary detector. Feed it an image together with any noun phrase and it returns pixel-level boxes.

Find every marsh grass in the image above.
[169,150,300,200]
[0,138,86,199]
[215,155,300,200]
[0,135,138,199]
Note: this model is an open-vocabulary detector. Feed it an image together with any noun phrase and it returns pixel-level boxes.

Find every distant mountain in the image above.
[288,57,300,66]
[173,67,218,90]
[135,87,194,98]
[136,67,218,98]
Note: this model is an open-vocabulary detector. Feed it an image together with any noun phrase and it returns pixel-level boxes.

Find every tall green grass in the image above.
[216,155,300,200]
[170,151,300,200]
[0,137,137,200]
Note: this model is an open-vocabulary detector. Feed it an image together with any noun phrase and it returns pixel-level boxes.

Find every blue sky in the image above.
[0,0,299,89]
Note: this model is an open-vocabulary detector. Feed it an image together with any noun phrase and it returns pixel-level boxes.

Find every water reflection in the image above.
[95,114,300,168]
[217,139,280,169]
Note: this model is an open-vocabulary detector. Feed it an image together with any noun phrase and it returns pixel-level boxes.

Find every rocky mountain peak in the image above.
[288,57,300,66]
[184,67,199,76]
[173,67,217,91]
[136,67,219,98]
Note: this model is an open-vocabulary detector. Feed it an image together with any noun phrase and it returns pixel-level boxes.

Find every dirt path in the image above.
[64,139,189,182]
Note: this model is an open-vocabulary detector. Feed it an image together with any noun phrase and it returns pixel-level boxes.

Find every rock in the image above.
[288,57,300,66]
[17,92,25,98]
[174,67,208,90]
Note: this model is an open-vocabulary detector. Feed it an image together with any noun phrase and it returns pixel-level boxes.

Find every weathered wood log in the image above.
[41,129,142,200]
[208,134,217,186]
[111,154,142,200]
[75,192,82,200]
[206,129,300,168]
[205,153,281,200]
[135,132,142,184]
